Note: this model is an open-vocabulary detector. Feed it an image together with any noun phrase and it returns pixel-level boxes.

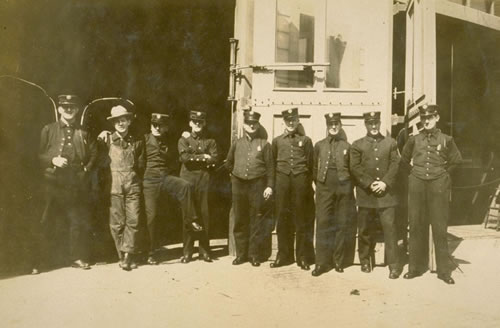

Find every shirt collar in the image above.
[423,128,439,138]
[112,131,130,142]
[328,133,341,143]
[366,133,384,141]
[191,131,203,140]
[59,118,77,128]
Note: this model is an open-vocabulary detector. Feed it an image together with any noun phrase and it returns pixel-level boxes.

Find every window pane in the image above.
[325,0,362,89]
[275,0,316,88]
[470,0,491,13]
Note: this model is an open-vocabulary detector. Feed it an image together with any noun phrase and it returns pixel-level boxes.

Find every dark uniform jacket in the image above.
[313,130,350,183]
[178,131,218,172]
[226,134,274,188]
[143,133,178,178]
[272,128,313,176]
[39,120,97,171]
[350,133,400,208]
[400,128,462,180]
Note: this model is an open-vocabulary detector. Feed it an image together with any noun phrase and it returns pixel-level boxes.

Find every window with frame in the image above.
[324,0,363,89]
[275,0,316,88]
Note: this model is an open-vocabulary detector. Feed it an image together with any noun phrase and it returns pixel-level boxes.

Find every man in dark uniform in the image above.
[312,113,356,277]
[226,110,274,267]
[178,110,218,263]
[350,111,401,279]
[270,107,314,270]
[143,113,202,265]
[401,104,462,284]
[37,94,97,273]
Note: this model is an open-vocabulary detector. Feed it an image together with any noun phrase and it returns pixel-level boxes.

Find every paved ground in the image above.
[1,225,500,328]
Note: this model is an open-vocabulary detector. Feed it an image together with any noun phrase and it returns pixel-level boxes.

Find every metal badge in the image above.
[437,144,442,151]
[257,145,262,151]
[299,141,303,147]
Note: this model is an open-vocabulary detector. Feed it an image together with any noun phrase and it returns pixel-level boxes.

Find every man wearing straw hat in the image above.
[100,105,145,271]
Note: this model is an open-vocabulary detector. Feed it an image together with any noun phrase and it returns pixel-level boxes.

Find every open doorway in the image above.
[436,14,500,224]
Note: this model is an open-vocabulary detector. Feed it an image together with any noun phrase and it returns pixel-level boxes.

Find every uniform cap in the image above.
[244,110,261,123]
[363,111,381,122]
[189,110,206,121]
[151,113,170,124]
[58,95,80,105]
[281,107,299,120]
[324,112,341,124]
[418,104,439,118]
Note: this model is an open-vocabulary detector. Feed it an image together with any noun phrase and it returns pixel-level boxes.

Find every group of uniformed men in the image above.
[36,94,462,285]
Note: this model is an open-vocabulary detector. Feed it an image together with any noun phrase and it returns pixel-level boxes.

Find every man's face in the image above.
[151,122,168,137]
[243,120,259,134]
[189,120,205,133]
[58,104,80,122]
[284,117,299,132]
[114,117,131,134]
[365,120,381,136]
[422,114,439,130]
[327,121,341,136]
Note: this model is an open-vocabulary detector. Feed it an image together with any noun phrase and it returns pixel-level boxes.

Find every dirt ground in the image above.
[1,226,500,328]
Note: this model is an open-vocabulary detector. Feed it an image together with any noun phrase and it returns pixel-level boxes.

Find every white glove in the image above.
[52,156,68,168]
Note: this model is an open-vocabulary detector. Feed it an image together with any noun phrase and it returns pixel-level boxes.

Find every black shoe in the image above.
[403,271,421,279]
[181,256,192,264]
[298,260,310,271]
[389,269,400,279]
[361,263,371,273]
[191,222,203,232]
[120,253,132,271]
[130,261,138,270]
[270,258,293,268]
[232,257,247,265]
[437,274,455,285]
[72,259,91,270]
[200,254,213,263]
[147,256,158,265]
[312,265,328,277]
[250,258,260,267]
[335,264,344,273]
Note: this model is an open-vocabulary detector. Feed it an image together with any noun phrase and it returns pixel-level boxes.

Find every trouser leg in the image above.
[109,194,126,258]
[248,177,266,259]
[197,172,211,256]
[429,175,452,276]
[357,207,375,266]
[275,172,293,261]
[333,180,355,267]
[162,175,197,227]
[232,176,249,258]
[315,176,336,267]
[143,181,160,254]
[66,191,91,262]
[379,207,399,270]
[408,175,429,273]
[292,173,310,262]
[122,185,141,254]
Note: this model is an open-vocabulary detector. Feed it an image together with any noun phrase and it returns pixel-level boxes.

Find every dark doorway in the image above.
[0,0,235,274]
[436,15,500,224]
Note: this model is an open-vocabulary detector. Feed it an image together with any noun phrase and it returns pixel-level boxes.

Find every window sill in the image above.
[323,88,368,93]
[273,88,317,92]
